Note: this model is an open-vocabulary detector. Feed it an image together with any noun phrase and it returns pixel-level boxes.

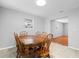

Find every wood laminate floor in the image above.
[54,36,68,46]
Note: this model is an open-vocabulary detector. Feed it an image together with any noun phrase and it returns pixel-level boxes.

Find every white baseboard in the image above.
[68,46,79,50]
[0,46,16,51]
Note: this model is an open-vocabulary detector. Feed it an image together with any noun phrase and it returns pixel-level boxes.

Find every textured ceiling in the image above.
[0,0,79,18]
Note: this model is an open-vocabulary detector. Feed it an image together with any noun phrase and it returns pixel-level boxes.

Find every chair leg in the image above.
[16,54,19,58]
[16,55,18,58]
[16,52,20,58]
[47,54,50,58]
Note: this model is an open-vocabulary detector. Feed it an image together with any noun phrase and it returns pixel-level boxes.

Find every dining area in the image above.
[14,31,54,58]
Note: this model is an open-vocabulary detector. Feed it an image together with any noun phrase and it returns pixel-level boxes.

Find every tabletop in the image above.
[19,35,45,45]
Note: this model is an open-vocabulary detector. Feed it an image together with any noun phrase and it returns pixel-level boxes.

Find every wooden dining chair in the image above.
[14,32,25,58]
[34,38,51,58]
[47,34,55,42]
[19,31,28,44]
[19,34,35,58]
[35,34,53,58]
[14,32,20,57]
[19,31,28,36]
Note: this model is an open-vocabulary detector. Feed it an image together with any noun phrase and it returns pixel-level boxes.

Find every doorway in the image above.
[50,18,68,46]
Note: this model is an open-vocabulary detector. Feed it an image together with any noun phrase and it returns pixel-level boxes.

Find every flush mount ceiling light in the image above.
[36,0,46,6]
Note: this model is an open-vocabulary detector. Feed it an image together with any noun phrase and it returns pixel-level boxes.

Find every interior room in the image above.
[0,0,79,58]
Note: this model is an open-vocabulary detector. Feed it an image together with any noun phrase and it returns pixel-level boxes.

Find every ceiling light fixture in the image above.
[36,0,46,6]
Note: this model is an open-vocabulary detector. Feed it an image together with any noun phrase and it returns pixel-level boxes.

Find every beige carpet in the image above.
[0,47,16,58]
[49,42,79,58]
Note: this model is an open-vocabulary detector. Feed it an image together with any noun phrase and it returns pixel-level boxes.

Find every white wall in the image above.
[51,20,64,38]
[0,7,45,49]
[68,7,79,49]
[45,19,51,33]
[63,23,68,36]
[45,18,64,38]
